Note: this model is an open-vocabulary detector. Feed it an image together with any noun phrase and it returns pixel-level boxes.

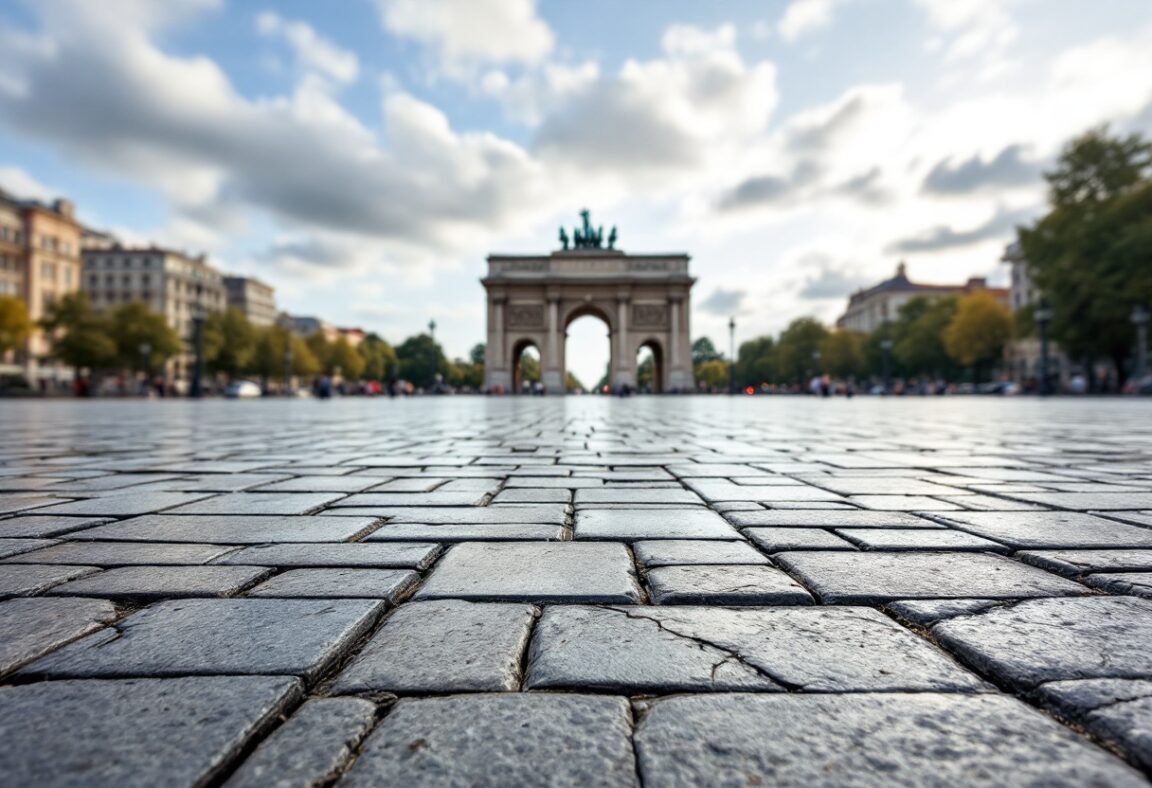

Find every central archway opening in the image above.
[636,341,665,394]
[512,340,540,394]
[565,312,611,394]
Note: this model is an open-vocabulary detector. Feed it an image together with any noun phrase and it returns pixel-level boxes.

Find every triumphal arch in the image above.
[482,211,695,393]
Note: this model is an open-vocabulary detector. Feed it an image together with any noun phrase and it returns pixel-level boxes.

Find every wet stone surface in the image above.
[2,397,1152,783]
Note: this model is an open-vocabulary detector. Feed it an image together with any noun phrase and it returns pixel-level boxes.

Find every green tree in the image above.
[328,337,365,379]
[636,350,655,391]
[1019,126,1152,383]
[820,330,865,380]
[944,291,1012,378]
[40,293,117,376]
[358,334,399,380]
[891,295,959,379]
[518,351,541,385]
[395,333,448,388]
[0,295,33,356]
[735,336,777,387]
[305,332,331,372]
[694,359,729,389]
[470,343,486,365]
[108,302,182,372]
[565,371,585,392]
[203,308,255,379]
[692,336,723,365]
[249,326,319,385]
[446,358,484,389]
[776,317,830,384]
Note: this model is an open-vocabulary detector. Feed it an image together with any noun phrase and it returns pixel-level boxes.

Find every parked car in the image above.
[224,380,262,399]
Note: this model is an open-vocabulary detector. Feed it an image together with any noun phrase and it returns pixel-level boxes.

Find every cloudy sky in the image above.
[1,0,1150,384]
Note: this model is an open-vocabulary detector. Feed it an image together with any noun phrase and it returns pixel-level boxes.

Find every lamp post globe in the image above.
[728,317,736,395]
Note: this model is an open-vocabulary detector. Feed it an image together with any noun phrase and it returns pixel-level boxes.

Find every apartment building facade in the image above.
[223,275,277,326]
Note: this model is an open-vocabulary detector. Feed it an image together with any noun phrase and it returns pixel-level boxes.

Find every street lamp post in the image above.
[1035,299,1053,396]
[189,286,205,399]
[1132,304,1150,383]
[428,319,437,342]
[728,317,736,395]
[283,346,294,395]
[138,342,151,396]
[880,336,893,394]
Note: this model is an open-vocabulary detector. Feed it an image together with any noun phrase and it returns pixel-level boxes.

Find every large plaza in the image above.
[1,397,1152,785]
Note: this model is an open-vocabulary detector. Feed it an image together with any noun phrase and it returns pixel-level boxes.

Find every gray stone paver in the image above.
[224,697,377,788]
[333,600,535,693]
[635,693,1144,785]
[246,568,419,601]
[46,565,272,600]
[776,551,1089,603]
[3,398,1152,784]
[0,677,303,787]
[343,695,638,787]
[646,564,814,605]
[0,597,118,676]
[22,598,385,681]
[416,541,641,603]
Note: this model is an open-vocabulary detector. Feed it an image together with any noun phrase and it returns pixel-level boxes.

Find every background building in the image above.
[223,275,277,326]
[82,244,225,379]
[0,187,83,384]
[279,313,339,342]
[836,262,1009,334]
[1002,242,1071,387]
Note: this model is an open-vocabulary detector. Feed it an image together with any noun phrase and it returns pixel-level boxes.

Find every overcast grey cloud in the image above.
[797,256,872,299]
[885,206,1037,254]
[922,144,1041,195]
[719,160,821,210]
[698,287,747,315]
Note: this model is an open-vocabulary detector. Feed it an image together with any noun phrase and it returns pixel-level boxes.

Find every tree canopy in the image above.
[1019,126,1152,382]
[0,295,33,355]
[944,291,1012,372]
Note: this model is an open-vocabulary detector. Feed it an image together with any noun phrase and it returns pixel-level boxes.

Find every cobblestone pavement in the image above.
[2,397,1152,786]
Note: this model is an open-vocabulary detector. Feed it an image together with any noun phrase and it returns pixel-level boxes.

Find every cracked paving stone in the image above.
[1034,678,1152,772]
[165,492,349,516]
[848,495,963,511]
[27,492,214,517]
[213,542,440,569]
[0,597,117,676]
[835,528,1010,552]
[934,596,1152,689]
[1019,549,1152,577]
[246,568,419,601]
[0,564,101,597]
[744,527,856,552]
[69,515,380,543]
[341,694,637,787]
[249,476,383,493]
[21,598,385,681]
[634,693,1144,786]
[44,565,272,601]
[726,509,942,528]
[775,551,1087,604]
[632,539,769,567]
[647,564,814,605]
[0,538,57,558]
[0,495,73,515]
[1085,571,1152,598]
[930,511,1152,549]
[332,600,535,693]
[4,541,238,566]
[526,605,985,693]
[574,507,740,540]
[415,542,640,603]
[225,697,377,788]
[0,676,303,788]
[0,515,112,538]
